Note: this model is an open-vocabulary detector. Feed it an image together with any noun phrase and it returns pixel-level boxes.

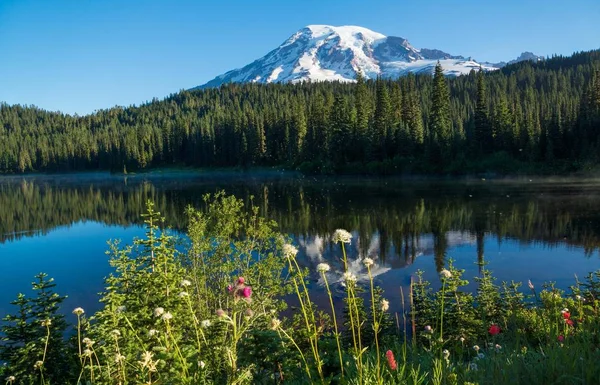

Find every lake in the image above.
[2,172,600,319]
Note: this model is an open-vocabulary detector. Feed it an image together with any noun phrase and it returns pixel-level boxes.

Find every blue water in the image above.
[2,174,600,318]
[0,222,146,318]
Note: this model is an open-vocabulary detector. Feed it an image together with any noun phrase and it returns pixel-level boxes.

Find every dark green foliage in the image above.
[1,50,600,174]
[429,62,453,160]
[0,274,73,384]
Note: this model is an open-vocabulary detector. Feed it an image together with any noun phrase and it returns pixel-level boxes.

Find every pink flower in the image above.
[386,350,397,371]
[242,286,252,298]
[488,324,501,336]
[558,335,564,342]
[237,277,245,285]
[227,285,233,293]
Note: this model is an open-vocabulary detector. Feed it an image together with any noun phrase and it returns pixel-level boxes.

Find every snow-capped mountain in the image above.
[194,25,541,89]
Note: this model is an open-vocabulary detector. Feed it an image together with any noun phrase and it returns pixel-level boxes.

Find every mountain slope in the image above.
[195,25,520,88]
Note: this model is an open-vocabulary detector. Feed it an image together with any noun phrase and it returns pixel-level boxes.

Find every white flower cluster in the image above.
[342,272,357,283]
[316,263,331,273]
[332,229,352,244]
[72,307,85,316]
[283,243,299,259]
[440,269,452,279]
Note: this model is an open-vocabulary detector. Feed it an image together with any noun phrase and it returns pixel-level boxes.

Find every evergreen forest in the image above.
[1,50,600,175]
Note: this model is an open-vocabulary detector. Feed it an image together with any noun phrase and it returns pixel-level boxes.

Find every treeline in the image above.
[2,178,600,257]
[1,50,600,174]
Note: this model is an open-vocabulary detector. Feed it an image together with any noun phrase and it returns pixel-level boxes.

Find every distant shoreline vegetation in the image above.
[1,50,599,176]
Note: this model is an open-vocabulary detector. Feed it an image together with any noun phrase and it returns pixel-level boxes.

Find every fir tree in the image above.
[429,62,452,159]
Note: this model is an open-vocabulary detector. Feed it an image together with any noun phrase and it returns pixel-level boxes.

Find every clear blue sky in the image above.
[1,0,598,115]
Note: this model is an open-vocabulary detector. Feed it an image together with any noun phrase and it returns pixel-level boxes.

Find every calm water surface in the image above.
[2,172,600,318]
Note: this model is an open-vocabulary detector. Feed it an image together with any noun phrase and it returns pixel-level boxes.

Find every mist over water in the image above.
[2,172,600,317]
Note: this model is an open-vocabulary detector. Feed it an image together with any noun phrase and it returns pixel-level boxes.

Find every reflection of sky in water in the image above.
[2,223,600,319]
[0,222,145,319]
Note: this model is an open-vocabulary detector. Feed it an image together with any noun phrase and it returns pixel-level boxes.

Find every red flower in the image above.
[566,319,574,326]
[562,312,571,319]
[558,335,564,342]
[386,350,397,371]
[242,286,252,298]
[488,324,501,336]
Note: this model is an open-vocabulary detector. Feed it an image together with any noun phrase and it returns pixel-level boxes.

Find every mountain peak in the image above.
[512,51,544,63]
[194,25,500,89]
[304,25,387,41]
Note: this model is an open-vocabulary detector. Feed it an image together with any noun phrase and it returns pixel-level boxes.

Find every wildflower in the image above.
[477,353,485,359]
[33,361,43,370]
[316,263,330,273]
[440,269,452,279]
[82,349,93,358]
[342,272,357,282]
[6,376,16,384]
[41,319,52,327]
[473,345,480,352]
[201,320,211,328]
[283,244,299,259]
[140,351,154,369]
[111,329,121,338]
[153,307,165,317]
[161,312,173,321]
[566,319,574,326]
[245,308,254,318]
[227,284,233,293]
[488,324,501,336]
[424,325,433,333]
[242,286,252,298]
[83,337,95,347]
[562,309,571,319]
[270,318,281,330]
[115,354,126,363]
[381,299,390,312]
[363,257,374,267]
[385,350,397,371]
[237,277,245,285]
[469,362,478,371]
[216,309,227,318]
[181,279,192,287]
[495,344,502,351]
[558,335,565,342]
[148,329,159,337]
[528,280,534,290]
[460,337,465,343]
[199,360,206,369]
[576,295,583,301]
[116,305,126,313]
[178,291,189,298]
[72,307,85,316]
[442,349,450,360]
[332,229,352,244]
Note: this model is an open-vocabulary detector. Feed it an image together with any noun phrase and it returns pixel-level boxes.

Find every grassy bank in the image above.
[1,192,599,384]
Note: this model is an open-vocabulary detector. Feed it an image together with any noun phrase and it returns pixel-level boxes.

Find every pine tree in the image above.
[429,62,452,158]
[373,77,392,161]
[474,69,491,153]
[354,71,371,161]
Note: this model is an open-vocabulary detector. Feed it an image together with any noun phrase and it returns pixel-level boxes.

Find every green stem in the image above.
[367,266,381,382]
[322,272,344,377]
